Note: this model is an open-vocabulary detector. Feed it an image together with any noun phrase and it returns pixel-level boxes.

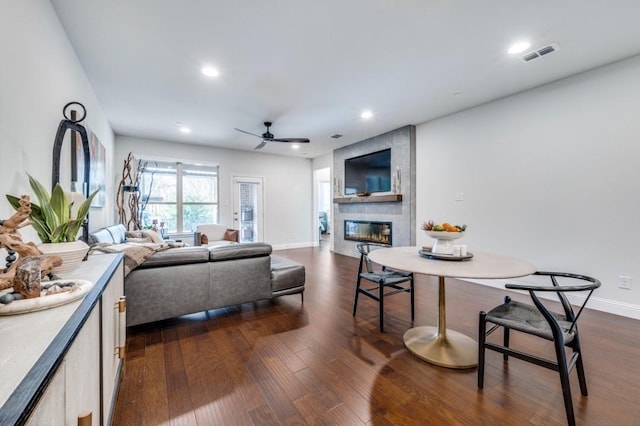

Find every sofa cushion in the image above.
[271,255,306,292]
[107,224,127,244]
[89,224,127,244]
[208,242,272,262]
[137,246,210,269]
[90,228,116,244]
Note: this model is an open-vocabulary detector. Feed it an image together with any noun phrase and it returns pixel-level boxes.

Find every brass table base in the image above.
[403,326,478,369]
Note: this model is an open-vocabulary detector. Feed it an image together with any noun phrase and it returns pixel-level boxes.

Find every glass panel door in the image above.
[232,176,263,243]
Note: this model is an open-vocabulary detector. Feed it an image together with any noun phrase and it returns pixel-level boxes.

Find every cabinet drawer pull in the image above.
[115,296,127,358]
[77,410,92,426]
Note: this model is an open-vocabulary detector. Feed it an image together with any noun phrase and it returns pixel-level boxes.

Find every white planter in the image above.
[38,240,90,275]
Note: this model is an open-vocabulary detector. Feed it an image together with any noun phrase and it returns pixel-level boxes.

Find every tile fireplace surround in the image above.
[333,125,416,258]
[344,220,392,245]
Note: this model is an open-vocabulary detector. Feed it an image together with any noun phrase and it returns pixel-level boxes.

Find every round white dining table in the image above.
[368,246,536,369]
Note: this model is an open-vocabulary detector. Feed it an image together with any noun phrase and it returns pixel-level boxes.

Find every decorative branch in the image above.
[117,152,145,230]
[0,195,62,291]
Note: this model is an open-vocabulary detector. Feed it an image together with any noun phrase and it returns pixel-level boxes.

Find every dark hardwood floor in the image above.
[113,243,640,425]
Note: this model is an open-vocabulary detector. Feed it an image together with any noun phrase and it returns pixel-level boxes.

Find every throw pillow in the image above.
[140,230,164,244]
[200,233,209,245]
[126,237,153,243]
[224,229,238,242]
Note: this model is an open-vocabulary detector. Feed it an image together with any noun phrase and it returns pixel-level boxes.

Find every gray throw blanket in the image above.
[89,242,169,276]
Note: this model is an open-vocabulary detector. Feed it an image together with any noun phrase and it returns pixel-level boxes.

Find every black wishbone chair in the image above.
[478,271,601,426]
[353,242,414,332]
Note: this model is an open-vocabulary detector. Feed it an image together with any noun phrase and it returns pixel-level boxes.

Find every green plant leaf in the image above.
[29,214,53,242]
[27,174,51,206]
[75,189,99,221]
[27,174,60,236]
[5,194,21,211]
[66,219,84,242]
[6,175,100,243]
[50,184,70,225]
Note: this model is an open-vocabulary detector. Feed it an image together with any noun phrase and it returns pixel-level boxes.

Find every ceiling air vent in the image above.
[520,43,559,62]
[331,134,343,139]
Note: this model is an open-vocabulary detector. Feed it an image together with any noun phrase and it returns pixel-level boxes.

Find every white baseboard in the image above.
[465,278,640,320]
[272,241,316,250]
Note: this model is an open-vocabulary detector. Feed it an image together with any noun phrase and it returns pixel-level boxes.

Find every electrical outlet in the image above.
[619,275,632,290]
[455,192,464,201]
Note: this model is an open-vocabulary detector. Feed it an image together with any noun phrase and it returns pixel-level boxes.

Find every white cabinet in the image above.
[0,253,124,425]
[101,264,125,424]
[65,308,101,425]
[28,309,101,425]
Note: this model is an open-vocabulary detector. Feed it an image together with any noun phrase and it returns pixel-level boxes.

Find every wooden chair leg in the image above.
[478,311,487,389]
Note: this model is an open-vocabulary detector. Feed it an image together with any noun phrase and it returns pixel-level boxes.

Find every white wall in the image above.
[0,1,115,243]
[416,55,640,318]
[114,136,314,248]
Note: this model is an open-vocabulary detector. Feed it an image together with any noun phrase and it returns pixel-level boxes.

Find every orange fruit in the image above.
[442,223,457,232]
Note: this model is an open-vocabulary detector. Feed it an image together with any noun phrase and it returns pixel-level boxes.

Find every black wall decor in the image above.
[51,101,91,243]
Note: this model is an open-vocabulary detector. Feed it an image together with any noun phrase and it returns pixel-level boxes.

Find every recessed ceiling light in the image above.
[360,110,373,119]
[508,41,531,55]
[201,66,220,78]
[291,144,300,150]
[179,127,191,134]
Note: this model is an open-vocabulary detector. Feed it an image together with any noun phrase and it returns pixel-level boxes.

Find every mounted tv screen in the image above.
[344,148,391,195]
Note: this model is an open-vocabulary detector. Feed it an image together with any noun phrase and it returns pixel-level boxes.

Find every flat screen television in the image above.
[344,148,391,195]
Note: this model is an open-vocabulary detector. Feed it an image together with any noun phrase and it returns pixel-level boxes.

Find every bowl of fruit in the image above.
[421,220,467,254]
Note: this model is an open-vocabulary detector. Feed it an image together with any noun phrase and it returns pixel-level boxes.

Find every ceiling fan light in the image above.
[291,144,300,149]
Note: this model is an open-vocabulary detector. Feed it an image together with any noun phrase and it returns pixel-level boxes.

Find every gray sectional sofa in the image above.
[89,224,305,326]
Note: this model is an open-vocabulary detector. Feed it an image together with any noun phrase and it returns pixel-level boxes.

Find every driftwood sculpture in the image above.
[0,195,62,295]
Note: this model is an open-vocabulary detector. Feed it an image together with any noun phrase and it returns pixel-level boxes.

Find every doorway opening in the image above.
[315,167,331,246]
[232,176,264,243]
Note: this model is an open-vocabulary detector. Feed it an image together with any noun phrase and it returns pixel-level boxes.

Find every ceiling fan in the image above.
[234,121,310,150]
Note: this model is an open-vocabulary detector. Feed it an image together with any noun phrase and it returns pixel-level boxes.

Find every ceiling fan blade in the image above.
[254,140,267,150]
[271,138,310,143]
[234,128,262,138]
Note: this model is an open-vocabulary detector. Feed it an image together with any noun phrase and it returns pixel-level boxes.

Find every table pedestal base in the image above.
[403,326,478,369]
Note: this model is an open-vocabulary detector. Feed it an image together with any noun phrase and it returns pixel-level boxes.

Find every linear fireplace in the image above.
[344,220,392,245]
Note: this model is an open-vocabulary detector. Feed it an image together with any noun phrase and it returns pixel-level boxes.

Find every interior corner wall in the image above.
[333,126,416,258]
[114,136,314,248]
[415,55,640,317]
[0,1,116,242]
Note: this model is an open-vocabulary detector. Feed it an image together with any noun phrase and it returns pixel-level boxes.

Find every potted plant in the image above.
[6,174,98,274]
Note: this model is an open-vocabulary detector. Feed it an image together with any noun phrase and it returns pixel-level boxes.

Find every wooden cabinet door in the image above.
[65,308,101,425]
[26,367,66,425]
[27,309,100,425]
[102,261,125,423]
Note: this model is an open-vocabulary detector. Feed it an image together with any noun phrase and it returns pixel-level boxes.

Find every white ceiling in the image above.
[50,0,640,158]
